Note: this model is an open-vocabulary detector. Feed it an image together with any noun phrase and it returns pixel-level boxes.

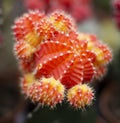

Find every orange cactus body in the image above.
[34,33,96,89]
[21,74,65,107]
[28,77,65,107]
[94,66,107,80]
[49,11,76,33]
[13,10,45,46]
[19,59,34,73]
[78,33,112,80]
[78,33,112,66]
[67,84,94,108]
[13,11,112,109]
[14,40,35,59]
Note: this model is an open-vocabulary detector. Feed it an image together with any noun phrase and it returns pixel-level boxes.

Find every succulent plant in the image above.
[12,10,112,109]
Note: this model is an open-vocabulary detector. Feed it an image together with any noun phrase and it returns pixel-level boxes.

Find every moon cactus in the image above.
[12,10,112,109]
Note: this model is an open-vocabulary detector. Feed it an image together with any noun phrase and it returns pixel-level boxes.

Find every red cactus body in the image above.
[13,11,112,109]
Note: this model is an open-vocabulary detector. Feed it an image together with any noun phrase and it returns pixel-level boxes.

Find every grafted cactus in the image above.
[12,10,112,109]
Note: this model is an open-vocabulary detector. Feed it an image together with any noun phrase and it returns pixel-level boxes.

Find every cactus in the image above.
[12,10,112,109]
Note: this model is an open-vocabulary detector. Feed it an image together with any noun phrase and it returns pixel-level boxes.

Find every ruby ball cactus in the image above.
[12,10,112,109]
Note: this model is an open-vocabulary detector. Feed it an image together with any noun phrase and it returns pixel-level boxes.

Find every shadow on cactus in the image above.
[12,10,112,109]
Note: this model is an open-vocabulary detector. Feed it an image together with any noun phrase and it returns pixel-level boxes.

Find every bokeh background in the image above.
[0,0,120,123]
